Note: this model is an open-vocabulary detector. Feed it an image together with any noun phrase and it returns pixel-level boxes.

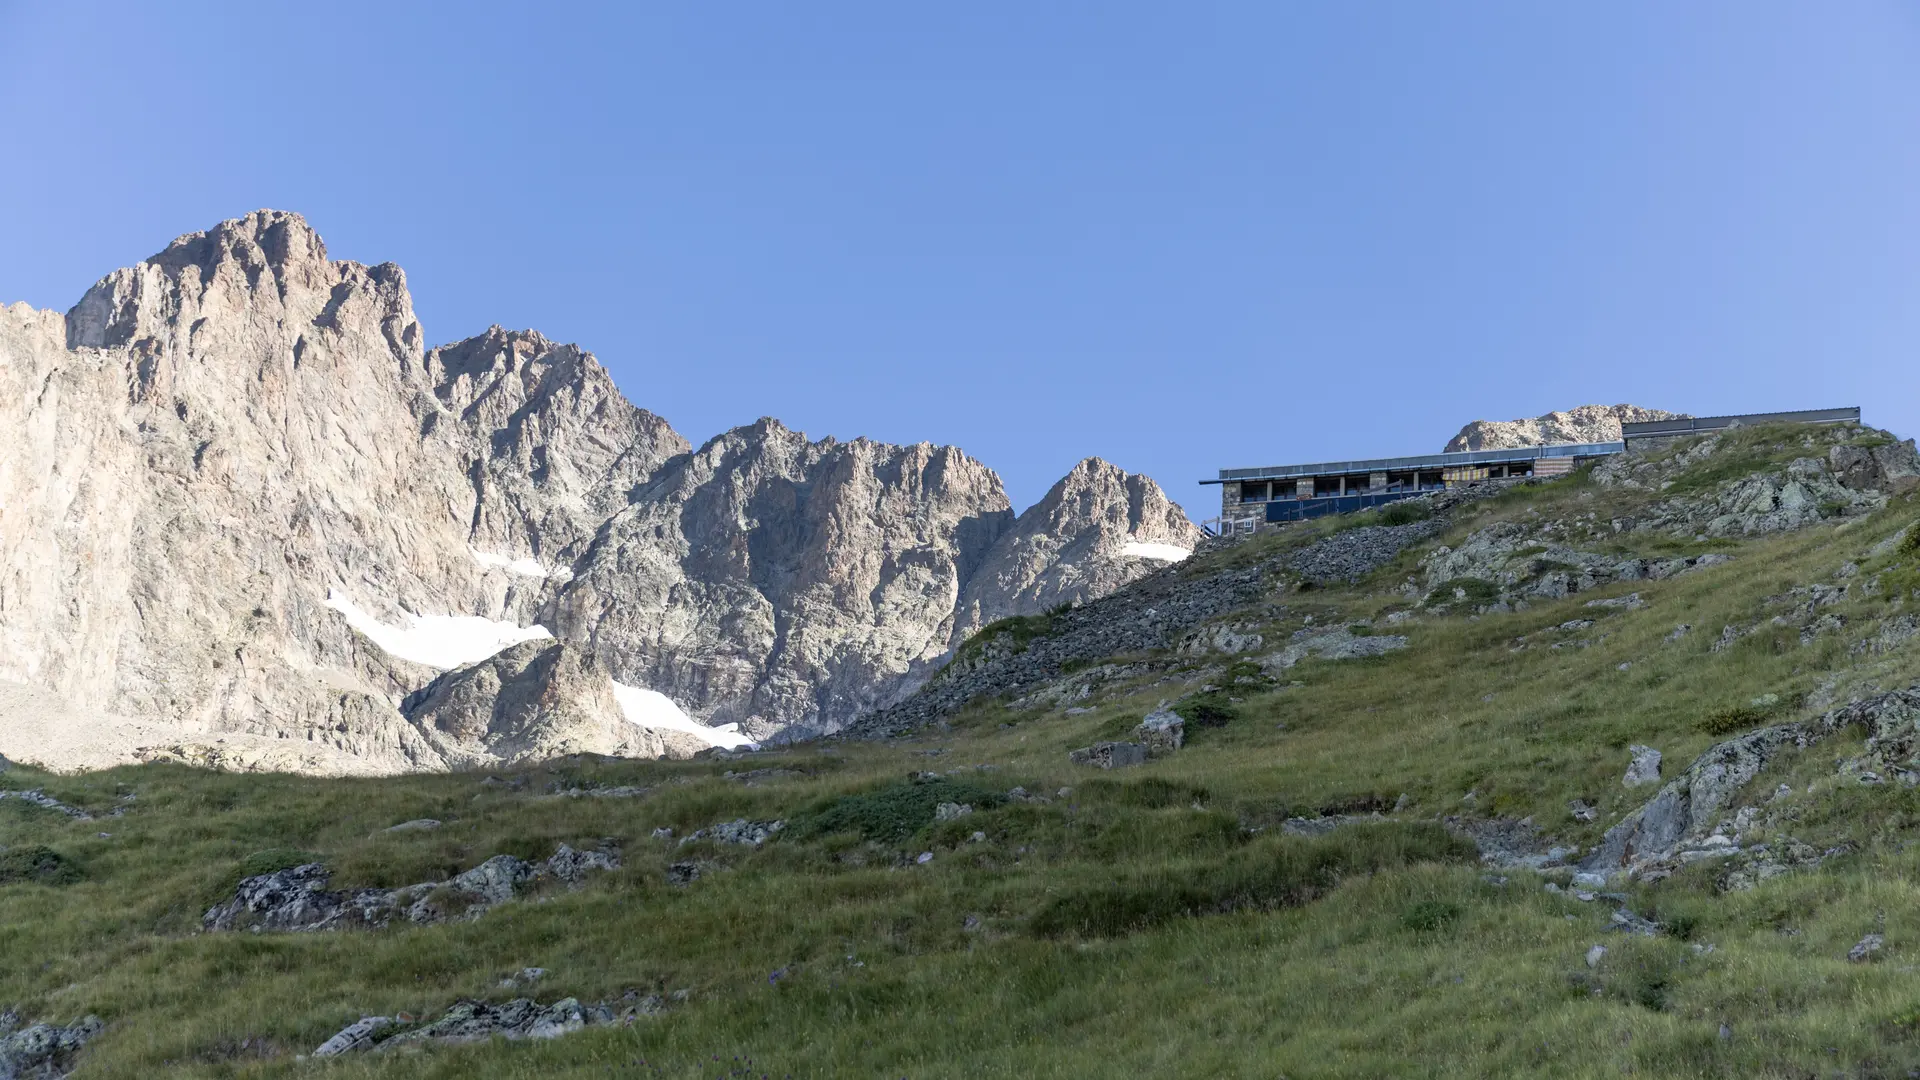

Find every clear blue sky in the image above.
[3,3,1917,516]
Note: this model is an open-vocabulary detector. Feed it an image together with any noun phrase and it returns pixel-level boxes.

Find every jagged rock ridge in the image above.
[0,210,1200,771]
[1444,404,1682,452]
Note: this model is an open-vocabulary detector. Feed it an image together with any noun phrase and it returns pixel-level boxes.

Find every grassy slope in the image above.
[9,443,1920,1077]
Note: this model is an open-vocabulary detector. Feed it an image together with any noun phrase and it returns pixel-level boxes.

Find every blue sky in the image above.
[3,3,1917,515]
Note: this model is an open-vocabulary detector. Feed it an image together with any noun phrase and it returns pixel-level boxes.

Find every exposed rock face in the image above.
[202,844,619,932]
[1581,689,1920,883]
[400,640,697,765]
[545,420,1016,740]
[425,327,688,586]
[0,210,1198,769]
[951,457,1203,643]
[1444,405,1681,452]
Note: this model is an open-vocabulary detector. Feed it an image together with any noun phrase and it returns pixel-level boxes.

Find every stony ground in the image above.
[9,422,1920,1078]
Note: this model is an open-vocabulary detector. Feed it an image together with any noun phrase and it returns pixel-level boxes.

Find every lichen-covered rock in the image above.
[1136,707,1185,754]
[0,1015,103,1080]
[202,844,617,932]
[1583,688,1920,880]
[680,819,784,846]
[1259,629,1408,672]
[1068,741,1147,769]
[1623,745,1663,788]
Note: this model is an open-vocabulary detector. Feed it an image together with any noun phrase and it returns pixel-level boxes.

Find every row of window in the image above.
[1236,463,1536,503]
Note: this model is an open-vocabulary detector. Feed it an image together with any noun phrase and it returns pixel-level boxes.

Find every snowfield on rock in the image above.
[1122,541,1192,562]
[323,590,554,670]
[610,680,757,750]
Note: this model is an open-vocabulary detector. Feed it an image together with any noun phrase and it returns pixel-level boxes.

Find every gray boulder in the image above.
[0,1015,103,1080]
[1068,741,1148,769]
[1136,707,1185,754]
[312,1016,395,1058]
[204,844,617,933]
[1623,745,1663,788]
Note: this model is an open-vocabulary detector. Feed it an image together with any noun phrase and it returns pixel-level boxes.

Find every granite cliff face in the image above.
[545,420,1017,741]
[1444,404,1681,452]
[951,457,1204,643]
[0,210,1199,771]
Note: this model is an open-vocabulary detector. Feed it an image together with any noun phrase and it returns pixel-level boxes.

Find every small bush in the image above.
[1426,578,1501,608]
[794,777,1007,844]
[1177,692,1239,728]
[1378,501,1431,526]
[0,845,82,886]
[948,614,1055,669]
[1698,705,1769,737]
[1079,777,1211,810]
[1899,524,1920,559]
[1400,899,1462,934]
[1029,822,1477,937]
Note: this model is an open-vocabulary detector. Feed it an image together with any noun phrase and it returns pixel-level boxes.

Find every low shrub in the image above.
[793,776,1007,844]
[1426,578,1501,608]
[1378,501,1432,526]
[1900,523,1920,559]
[1400,899,1462,934]
[1029,822,1477,938]
[1079,777,1211,810]
[1698,705,1769,737]
[1176,692,1239,728]
[0,845,82,886]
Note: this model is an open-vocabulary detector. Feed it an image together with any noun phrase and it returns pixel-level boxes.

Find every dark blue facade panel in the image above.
[1264,489,1427,523]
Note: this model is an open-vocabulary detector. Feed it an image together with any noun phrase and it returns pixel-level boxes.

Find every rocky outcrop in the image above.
[1444,405,1680,452]
[0,1013,103,1080]
[0,210,1200,769]
[202,844,618,932]
[1594,430,1920,537]
[425,327,687,588]
[314,993,666,1057]
[544,420,1016,740]
[1581,689,1920,882]
[951,458,1202,642]
[400,640,700,765]
[0,211,682,771]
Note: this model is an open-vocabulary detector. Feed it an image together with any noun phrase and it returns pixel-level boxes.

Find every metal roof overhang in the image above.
[1620,407,1860,440]
[1203,441,1626,485]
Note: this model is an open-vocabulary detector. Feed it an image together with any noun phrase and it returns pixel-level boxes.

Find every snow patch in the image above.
[324,589,553,670]
[1121,541,1191,562]
[469,548,551,578]
[610,680,758,750]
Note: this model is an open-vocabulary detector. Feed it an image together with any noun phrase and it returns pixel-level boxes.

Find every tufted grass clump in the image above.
[790,776,1007,844]
[0,845,82,886]
[1029,823,1476,938]
[1697,704,1770,737]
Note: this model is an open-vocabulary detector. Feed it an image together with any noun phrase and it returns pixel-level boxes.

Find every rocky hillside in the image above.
[950,456,1204,644]
[1444,403,1680,451]
[0,211,1198,773]
[13,418,1920,1078]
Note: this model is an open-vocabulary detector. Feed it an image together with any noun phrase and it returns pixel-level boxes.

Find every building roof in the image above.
[1204,441,1625,485]
[1620,407,1860,441]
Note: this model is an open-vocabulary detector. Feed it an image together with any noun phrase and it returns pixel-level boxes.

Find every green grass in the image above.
[10,445,1920,1076]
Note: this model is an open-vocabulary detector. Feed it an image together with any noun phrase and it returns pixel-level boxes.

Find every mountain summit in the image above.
[0,211,1199,771]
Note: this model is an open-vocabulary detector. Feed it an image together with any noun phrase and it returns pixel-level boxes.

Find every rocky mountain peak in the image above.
[950,457,1203,643]
[1444,404,1683,453]
[1,209,1204,771]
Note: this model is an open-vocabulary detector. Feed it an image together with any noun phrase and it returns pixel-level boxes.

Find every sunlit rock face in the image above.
[1444,405,1683,452]
[949,457,1204,645]
[0,210,1200,770]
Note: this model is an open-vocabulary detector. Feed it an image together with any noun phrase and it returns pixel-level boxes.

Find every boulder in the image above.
[1622,745,1662,788]
[0,1016,104,1079]
[1067,741,1148,769]
[1136,707,1185,754]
